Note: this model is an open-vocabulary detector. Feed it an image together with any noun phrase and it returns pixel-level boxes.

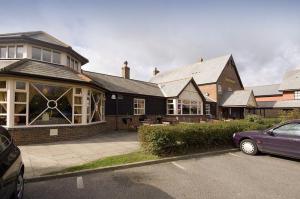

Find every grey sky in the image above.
[1,0,300,86]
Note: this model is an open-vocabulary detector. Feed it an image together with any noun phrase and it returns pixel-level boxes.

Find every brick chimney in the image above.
[153,67,160,76]
[122,61,130,79]
[199,57,204,62]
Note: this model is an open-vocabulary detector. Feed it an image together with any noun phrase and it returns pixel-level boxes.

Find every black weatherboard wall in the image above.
[105,93,166,116]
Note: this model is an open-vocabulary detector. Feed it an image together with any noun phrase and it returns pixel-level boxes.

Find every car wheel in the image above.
[240,139,258,155]
[12,172,24,199]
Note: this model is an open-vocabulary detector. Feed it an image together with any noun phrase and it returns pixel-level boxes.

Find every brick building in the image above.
[247,69,300,117]
[0,31,256,144]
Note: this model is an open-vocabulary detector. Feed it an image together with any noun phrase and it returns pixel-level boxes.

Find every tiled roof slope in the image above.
[257,100,300,108]
[0,59,92,83]
[84,71,164,97]
[0,31,69,47]
[246,84,282,96]
[150,54,232,85]
[220,90,257,107]
[279,69,300,91]
[158,78,192,97]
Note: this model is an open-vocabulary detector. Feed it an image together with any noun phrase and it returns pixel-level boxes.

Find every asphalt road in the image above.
[24,151,300,199]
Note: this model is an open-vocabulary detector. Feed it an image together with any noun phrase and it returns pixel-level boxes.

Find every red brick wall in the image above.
[256,91,294,102]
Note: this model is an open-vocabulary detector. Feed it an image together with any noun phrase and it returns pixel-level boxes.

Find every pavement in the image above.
[19,131,139,178]
[24,151,300,199]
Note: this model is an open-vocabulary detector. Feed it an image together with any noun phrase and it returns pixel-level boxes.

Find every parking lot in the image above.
[24,151,300,199]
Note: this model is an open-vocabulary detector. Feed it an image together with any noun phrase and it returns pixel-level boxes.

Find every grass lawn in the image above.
[57,151,159,174]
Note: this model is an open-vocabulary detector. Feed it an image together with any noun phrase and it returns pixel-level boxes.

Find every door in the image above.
[261,123,300,158]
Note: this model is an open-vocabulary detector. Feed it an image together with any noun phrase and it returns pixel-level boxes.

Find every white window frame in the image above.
[205,104,211,115]
[14,81,28,126]
[73,88,83,124]
[32,46,61,65]
[167,98,203,115]
[295,91,300,100]
[167,99,175,115]
[0,81,7,126]
[0,44,24,59]
[134,98,145,115]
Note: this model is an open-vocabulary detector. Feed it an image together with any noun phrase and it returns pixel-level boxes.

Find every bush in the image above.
[138,119,279,156]
[279,109,300,121]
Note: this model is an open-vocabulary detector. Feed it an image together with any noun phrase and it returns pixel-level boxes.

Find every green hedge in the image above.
[138,119,280,156]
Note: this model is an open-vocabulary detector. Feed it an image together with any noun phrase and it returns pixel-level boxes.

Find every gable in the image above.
[247,92,257,107]
[218,58,244,91]
[179,82,203,102]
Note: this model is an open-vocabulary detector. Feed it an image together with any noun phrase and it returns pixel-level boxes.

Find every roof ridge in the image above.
[157,77,192,84]
[0,30,43,36]
[84,70,159,86]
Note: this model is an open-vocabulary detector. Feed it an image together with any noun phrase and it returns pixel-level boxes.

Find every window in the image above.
[14,81,27,126]
[205,104,211,115]
[75,61,79,71]
[0,134,10,153]
[29,83,73,125]
[273,123,300,136]
[90,91,105,122]
[0,46,7,58]
[67,56,71,67]
[42,49,51,62]
[16,45,24,58]
[0,81,7,126]
[52,51,61,64]
[218,84,222,94]
[182,100,190,114]
[73,88,83,124]
[71,59,75,69]
[8,46,15,58]
[167,99,174,115]
[295,91,300,100]
[32,47,42,60]
[134,98,145,115]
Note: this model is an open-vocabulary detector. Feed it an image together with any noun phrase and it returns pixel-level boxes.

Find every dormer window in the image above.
[67,56,80,71]
[32,46,61,64]
[0,45,24,59]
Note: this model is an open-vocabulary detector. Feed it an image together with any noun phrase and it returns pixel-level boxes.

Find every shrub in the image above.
[138,119,279,156]
[279,109,300,121]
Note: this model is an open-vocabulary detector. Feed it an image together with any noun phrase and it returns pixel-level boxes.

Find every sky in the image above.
[1,0,300,86]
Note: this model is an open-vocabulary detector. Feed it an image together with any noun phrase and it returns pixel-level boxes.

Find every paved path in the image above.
[19,131,139,178]
[24,151,300,199]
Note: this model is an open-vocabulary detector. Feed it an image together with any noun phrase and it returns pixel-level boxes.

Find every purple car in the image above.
[233,120,300,159]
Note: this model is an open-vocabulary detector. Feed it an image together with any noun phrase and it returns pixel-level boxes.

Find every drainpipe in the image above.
[115,94,119,131]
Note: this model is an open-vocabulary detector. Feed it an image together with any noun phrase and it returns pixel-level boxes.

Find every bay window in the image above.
[167,98,203,115]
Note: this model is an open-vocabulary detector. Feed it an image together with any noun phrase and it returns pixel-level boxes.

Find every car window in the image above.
[0,134,11,153]
[273,123,300,136]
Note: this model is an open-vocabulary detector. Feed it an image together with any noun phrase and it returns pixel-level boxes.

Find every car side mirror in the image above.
[267,130,275,136]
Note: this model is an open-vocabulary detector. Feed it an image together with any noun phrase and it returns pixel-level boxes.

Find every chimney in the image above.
[153,67,160,76]
[199,57,204,62]
[122,61,130,79]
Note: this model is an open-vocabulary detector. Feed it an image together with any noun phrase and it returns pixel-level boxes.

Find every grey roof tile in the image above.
[84,71,164,97]
[0,31,69,47]
[278,69,300,91]
[220,90,257,107]
[158,78,192,97]
[246,84,282,96]
[258,100,300,108]
[0,60,92,83]
[150,54,232,85]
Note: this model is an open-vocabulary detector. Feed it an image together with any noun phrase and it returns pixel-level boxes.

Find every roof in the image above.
[84,71,164,97]
[246,84,282,96]
[0,31,88,65]
[0,59,92,83]
[150,54,237,85]
[257,100,300,108]
[279,69,300,91]
[220,90,257,107]
[0,31,69,47]
[158,78,191,97]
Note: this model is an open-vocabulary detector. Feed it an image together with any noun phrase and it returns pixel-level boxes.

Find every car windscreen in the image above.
[0,134,11,154]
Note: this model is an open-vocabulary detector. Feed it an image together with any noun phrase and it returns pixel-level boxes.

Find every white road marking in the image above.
[229,153,243,158]
[172,162,186,170]
[77,176,84,189]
